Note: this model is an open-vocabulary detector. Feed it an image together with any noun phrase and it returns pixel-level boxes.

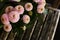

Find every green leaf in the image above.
[0,25,3,28]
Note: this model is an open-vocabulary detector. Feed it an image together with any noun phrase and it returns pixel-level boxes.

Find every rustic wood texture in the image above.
[39,10,60,40]
[30,14,46,40]
[0,31,9,40]
[22,17,38,40]
[7,30,17,40]
[52,0,60,8]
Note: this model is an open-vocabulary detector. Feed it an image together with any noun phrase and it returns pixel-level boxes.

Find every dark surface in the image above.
[46,0,54,4]
[54,18,60,40]
[54,5,60,40]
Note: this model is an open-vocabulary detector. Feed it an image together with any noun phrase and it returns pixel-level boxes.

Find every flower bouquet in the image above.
[0,0,48,40]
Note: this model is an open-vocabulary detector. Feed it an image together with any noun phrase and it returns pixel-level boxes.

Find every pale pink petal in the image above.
[23,15,30,24]
[38,0,46,6]
[15,5,24,15]
[3,24,12,32]
[1,13,10,25]
[8,11,20,23]
[39,0,46,3]
[33,0,40,3]
[5,6,13,13]
[25,3,33,11]
[37,5,45,13]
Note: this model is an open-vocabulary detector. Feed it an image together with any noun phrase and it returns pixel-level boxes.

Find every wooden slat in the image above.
[14,31,25,40]
[39,9,60,40]
[30,14,47,40]
[7,30,17,40]
[28,18,38,40]
[36,14,48,40]
[0,31,9,40]
[22,17,38,40]
[39,10,54,40]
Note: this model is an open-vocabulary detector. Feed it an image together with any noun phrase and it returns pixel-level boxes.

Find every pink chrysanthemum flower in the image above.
[22,15,30,24]
[3,24,12,32]
[1,13,10,25]
[37,5,45,13]
[38,0,46,6]
[39,0,46,3]
[15,5,24,15]
[33,0,40,3]
[8,11,20,23]
[5,6,13,13]
[10,0,21,2]
[25,3,33,11]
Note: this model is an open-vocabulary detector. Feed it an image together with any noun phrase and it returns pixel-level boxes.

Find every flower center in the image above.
[6,26,8,29]
[13,15,15,18]
[8,8,11,12]
[26,18,29,21]
[1,18,4,22]
[18,7,21,9]
[41,8,43,11]
[18,7,21,11]
[27,4,30,8]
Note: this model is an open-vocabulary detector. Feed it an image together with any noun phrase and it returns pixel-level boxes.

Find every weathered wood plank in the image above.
[30,14,47,40]
[50,11,60,40]
[7,30,17,40]
[0,31,9,40]
[39,9,60,40]
[22,17,38,40]
[36,14,48,40]
[14,30,26,40]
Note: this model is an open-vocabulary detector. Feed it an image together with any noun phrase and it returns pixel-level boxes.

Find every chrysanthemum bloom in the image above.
[37,5,45,13]
[3,24,12,32]
[1,14,10,25]
[25,3,33,11]
[10,0,21,2]
[5,6,13,13]
[15,5,24,15]
[22,15,30,24]
[8,11,20,23]
[33,0,40,3]
[38,0,46,6]
[39,0,46,2]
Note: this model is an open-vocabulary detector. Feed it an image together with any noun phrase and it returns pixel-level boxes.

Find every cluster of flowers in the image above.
[1,0,46,32]
[11,0,46,13]
[33,0,46,13]
[1,3,33,32]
